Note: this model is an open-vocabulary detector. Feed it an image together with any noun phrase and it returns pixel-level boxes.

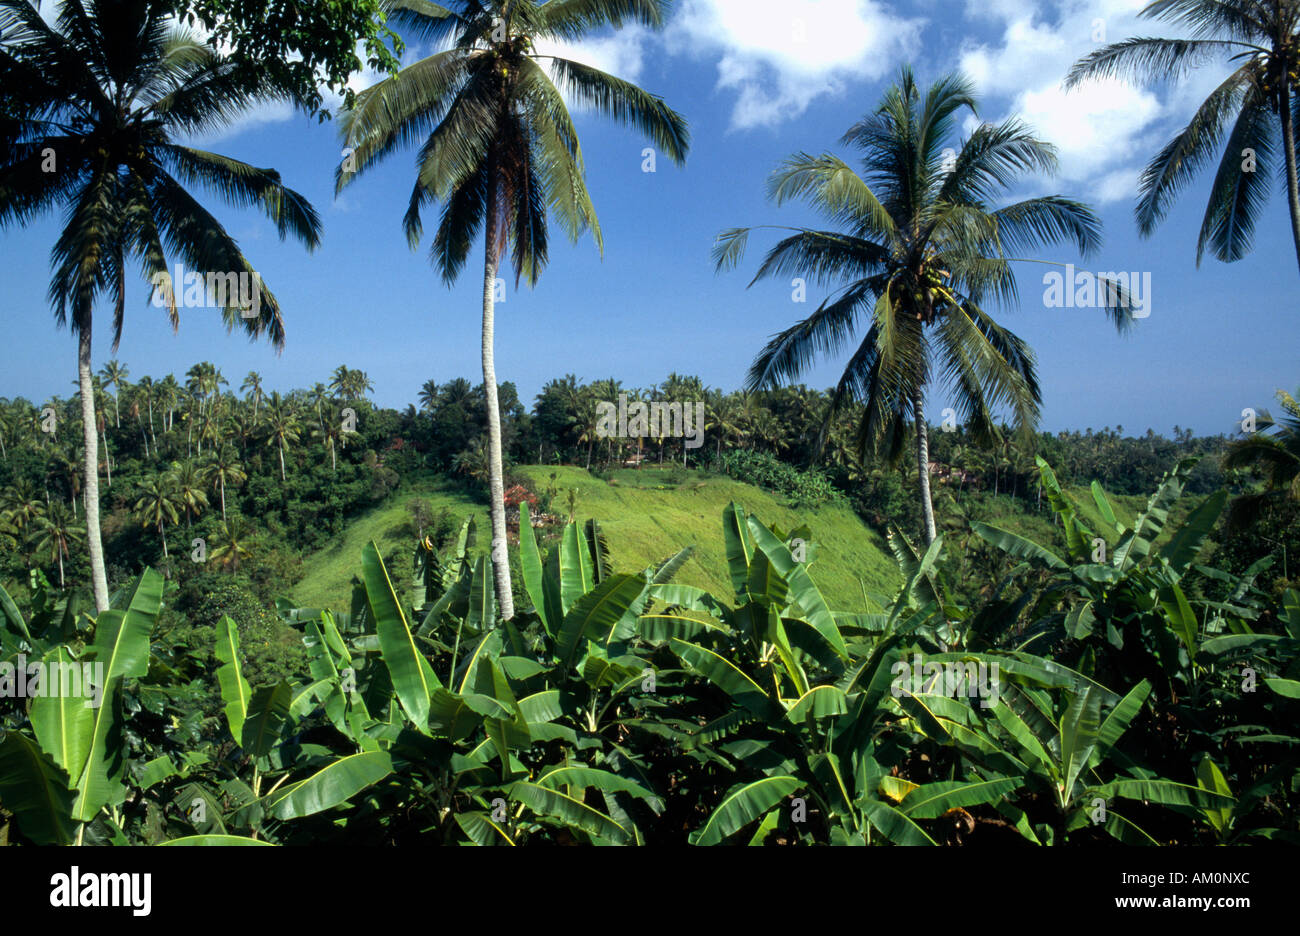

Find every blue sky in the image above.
[2,0,1296,437]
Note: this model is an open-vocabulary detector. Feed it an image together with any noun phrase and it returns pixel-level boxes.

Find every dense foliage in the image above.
[0,457,1295,845]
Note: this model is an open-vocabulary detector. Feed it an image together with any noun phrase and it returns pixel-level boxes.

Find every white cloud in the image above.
[956,0,1235,196]
[667,0,925,129]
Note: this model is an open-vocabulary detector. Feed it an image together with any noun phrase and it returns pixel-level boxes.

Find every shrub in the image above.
[716,450,842,507]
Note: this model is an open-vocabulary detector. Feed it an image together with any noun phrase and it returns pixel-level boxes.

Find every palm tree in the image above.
[99,360,128,429]
[309,382,331,431]
[0,405,16,462]
[52,447,82,517]
[209,516,253,573]
[0,479,45,536]
[168,460,209,528]
[715,68,1118,544]
[158,376,181,435]
[262,392,301,481]
[338,0,689,618]
[315,411,344,472]
[1223,387,1300,524]
[29,499,84,588]
[418,379,441,413]
[134,375,157,454]
[329,365,357,401]
[1067,0,1300,272]
[0,0,321,611]
[204,445,247,521]
[241,371,264,421]
[133,476,180,560]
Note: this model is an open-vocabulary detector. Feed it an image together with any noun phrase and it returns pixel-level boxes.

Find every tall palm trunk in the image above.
[914,385,937,545]
[219,477,226,521]
[1279,84,1300,275]
[159,519,168,559]
[278,439,286,481]
[77,326,110,612]
[482,168,515,621]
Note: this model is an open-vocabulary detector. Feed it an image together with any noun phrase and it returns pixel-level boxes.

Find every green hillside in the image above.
[291,463,1207,614]
[292,465,902,612]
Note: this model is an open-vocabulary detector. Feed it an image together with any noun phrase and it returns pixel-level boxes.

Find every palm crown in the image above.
[716,68,1119,542]
[1067,0,1300,270]
[337,0,689,285]
[718,68,1113,459]
[0,0,322,347]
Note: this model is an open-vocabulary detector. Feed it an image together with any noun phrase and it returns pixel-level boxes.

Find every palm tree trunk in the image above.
[482,170,515,621]
[77,327,111,612]
[1280,85,1300,275]
[159,520,168,559]
[914,385,937,545]
[278,439,286,481]
[220,477,227,522]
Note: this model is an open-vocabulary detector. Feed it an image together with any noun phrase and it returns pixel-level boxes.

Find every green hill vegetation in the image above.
[292,466,903,612]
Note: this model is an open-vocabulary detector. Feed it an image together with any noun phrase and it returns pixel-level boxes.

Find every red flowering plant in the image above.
[503,485,539,510]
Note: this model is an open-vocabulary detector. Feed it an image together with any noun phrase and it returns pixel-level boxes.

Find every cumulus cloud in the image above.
[667,0,924,130]
[956,0,1231,201]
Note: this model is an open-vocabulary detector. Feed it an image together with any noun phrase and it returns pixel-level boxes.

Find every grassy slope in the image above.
[292,465,1203,613]
[518,466,901,609]
[292,466,902,612]
[291,476,484,612]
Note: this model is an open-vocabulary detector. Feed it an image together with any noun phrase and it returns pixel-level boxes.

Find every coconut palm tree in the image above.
[0,479,44,536]
[28,499,84,588]
[133,475,181,560]
[314,410,344,472]
[51,446,82,517]
[418,379,441,413]
[1067,0,1300,272]
[308,382,331,431]
[99,360,128,429]
[168,460,209,528]
[203,445,247,521]
[338,0,689,618]
[158,376,181,435]
[209,516,253,573]
[262,392,301,481]
[715,68,1119,544]
[134,375,158,454]
[0,0,321,611]
[0,405,16,462]
[241,371,264,421]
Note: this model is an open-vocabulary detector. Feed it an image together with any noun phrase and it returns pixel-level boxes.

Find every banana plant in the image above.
[656,503,983,845]
[0,570,166,844]
[971,458,1278,692]
[902,670,1236,844]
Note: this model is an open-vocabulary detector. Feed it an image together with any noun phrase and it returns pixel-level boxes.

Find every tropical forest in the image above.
[0,0,1297,854]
